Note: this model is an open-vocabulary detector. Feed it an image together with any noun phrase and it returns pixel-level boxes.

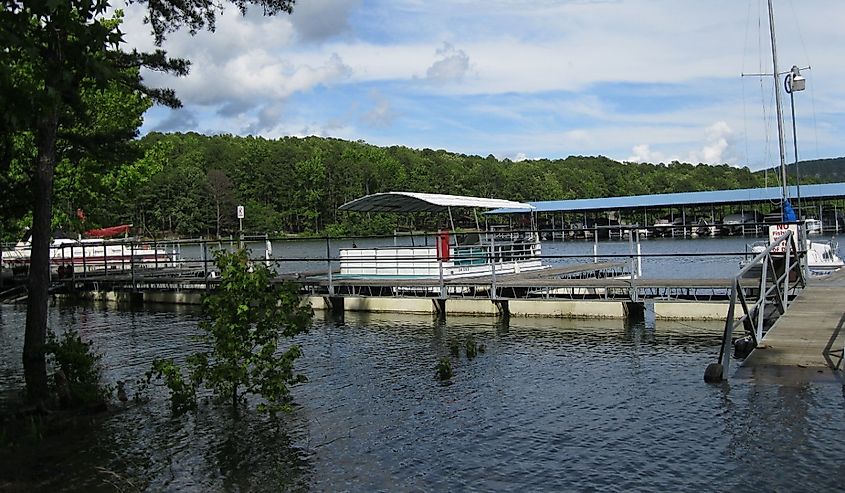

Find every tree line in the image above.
[3,131,782,241]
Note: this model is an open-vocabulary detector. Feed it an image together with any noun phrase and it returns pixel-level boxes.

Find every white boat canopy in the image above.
[339,192,534,213]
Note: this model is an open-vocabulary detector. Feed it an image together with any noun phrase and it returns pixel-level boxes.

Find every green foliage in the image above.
[2,122,791,240]
[45,329,110,407]
[449,342,461,358]
[148,357,200,414]
[465,337,478,359]
[435,358,452,381]
[759,157,845,184]
[1,0,300,403]
[21,132,780,239]
[153,249,312,415]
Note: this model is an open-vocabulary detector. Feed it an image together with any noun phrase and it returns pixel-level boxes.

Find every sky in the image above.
[121,0,845,170]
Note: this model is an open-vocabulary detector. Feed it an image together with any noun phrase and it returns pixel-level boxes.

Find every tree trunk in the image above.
[216,200,221,238]
[23,101,60,404]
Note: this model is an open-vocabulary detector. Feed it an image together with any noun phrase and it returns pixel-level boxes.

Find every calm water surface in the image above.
[1,299,844,491]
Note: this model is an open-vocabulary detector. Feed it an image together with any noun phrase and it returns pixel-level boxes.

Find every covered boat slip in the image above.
[489,182,845,237]
[337,192,546,279]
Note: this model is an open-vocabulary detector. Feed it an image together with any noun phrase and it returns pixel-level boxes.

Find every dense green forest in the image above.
[4,131,804,241]
[757,157,845,183]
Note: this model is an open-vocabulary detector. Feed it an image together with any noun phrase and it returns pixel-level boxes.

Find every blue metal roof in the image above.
[490,182,845,214]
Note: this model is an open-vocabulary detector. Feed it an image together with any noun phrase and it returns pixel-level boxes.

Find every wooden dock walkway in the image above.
[740,269,845,379]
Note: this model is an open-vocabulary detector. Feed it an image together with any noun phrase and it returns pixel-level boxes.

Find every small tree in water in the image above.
[153,249,312,414]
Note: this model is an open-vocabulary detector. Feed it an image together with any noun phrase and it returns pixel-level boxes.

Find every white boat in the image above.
[804,218,822,235]
[1,225,171,278]
[652,218,673,237]
[693,218,717,238]
[337,192,547,279]
[721,211,763,236]
[748,235,843,275]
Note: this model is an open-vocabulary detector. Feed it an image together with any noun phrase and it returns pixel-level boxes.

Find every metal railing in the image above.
[705,229,806,382]
[4,226,792,306]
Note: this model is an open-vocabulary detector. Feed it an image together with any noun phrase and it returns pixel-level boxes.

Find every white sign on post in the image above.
[237,205,245,219]
[768,224,797,253]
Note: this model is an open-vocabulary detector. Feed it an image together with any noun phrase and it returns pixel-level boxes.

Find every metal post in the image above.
[557,215,563,241]
[239,217,243,249]
[490,234,496,299]
[671,209,675,238]
[154,239,158,270]
[783,231,792,308]
[789,88,801,215]
[438,257,445,299]
[326,237,333,295]
[800,221,809,279]
[767,0,789,210]
[131,241,136,290]
[756,252,769,342]
[636,230,642,277]
[593,228,598,263]
[202,241,208,280]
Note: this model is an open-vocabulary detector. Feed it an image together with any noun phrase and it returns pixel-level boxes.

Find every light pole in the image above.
[784,65,806,216]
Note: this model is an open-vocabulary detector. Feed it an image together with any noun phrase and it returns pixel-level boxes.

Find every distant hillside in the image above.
[756,157,845,183]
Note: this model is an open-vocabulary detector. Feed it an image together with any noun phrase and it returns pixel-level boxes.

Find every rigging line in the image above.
[784,0,820,161]
[807,71,820,160]
[740,0,754,169]
[786,0,812,66]
[755,0,777,177]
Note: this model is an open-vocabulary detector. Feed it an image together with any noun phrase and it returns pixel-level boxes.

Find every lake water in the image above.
[1,298,843,491]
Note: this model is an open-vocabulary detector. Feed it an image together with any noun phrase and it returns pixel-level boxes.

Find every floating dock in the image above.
[16,261,759,321]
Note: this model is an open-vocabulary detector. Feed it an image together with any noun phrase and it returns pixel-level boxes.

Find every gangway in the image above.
[704,229,806,382]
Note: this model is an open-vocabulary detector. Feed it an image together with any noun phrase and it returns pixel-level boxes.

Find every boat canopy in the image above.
[339,192,534,213]
[84,224,132,238]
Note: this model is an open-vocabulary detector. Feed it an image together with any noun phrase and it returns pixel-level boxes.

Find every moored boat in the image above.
[337,192,548,279]
[1,225,171,278]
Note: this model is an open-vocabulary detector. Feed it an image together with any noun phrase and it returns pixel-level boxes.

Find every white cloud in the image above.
[361,90,397,128]
[425,43,471,83]
[120,0,845,166]
[695,121,734,164]
[627,144,666,164]
[290,0,360,42]
[627,121,735,164]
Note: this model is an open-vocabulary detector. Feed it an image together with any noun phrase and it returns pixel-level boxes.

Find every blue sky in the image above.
[123,0,845,170]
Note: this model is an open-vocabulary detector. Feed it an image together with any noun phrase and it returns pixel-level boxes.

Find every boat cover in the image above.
[84,224,132,238]
[339,192,534,213]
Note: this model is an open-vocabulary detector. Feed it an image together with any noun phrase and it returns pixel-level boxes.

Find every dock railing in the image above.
[4,225,793,307]
[704,228,806,382]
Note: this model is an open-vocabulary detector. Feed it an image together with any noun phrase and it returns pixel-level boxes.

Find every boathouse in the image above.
[490,182,845,237]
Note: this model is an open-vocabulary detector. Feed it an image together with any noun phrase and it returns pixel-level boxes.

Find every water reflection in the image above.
[0,302,843,491]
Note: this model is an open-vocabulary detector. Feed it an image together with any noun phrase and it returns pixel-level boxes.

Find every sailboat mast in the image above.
[767,0,789,206]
